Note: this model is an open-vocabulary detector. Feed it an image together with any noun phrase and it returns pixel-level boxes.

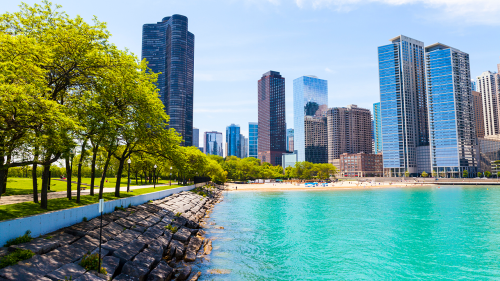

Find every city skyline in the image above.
[3,1,499,145]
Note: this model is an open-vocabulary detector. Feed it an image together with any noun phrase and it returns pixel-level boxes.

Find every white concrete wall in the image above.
[0,184,204,247]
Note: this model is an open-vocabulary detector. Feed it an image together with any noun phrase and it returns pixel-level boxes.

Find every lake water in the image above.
[196,186,500,280]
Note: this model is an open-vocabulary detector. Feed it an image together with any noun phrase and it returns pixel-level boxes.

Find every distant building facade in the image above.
[249,122,258,158]
[193,128,199,148]
[204,131,223,157]
[286,128,294,153]
[476,71,500,136]
[293,76,328,162]
[327,105,373,164]
[425,43,477,177]
[378,35,429,177]
[142,15,194,146]
[304,116,328,164]
[471,79,476,92]
[373,102,382,154]
[258,71,286,166]
[339,153,383,177]
[226,124,241,158]
[472,91,485,139]
[478,136,500,173]
[282,153,298,170]
[240,134,248,158]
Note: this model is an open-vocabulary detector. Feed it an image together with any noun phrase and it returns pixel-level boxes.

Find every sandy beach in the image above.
[225,180,437,191]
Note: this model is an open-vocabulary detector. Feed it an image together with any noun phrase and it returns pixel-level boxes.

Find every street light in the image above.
[153,165,157,189]
[170,166,172,186]
[127,158,131,193]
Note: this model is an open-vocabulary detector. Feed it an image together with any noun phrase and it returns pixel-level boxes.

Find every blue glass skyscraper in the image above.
[293,76,328,162]
[425,43,477,177]
[373,102,382,154]
[378,35,428,177]
[226,124,241,158]
[142,15,195,146]
[204,131,223,157]
[249,122,258,158]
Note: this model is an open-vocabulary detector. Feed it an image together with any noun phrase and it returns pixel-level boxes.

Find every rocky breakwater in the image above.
[0,187,223,281]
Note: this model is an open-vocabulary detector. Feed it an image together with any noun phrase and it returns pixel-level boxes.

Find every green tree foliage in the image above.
[289,162,337,180]
[485,171,491,178]
[478,172,483,178]
[463,170,468,178]
[421,171,428,178]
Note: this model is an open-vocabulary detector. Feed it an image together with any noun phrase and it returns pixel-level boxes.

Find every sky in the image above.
[2,0,500,147]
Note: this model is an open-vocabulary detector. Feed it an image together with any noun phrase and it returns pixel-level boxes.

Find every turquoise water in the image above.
[196,187,500,280]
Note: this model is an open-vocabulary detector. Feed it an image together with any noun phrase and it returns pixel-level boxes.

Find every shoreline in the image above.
[223,182,496,192]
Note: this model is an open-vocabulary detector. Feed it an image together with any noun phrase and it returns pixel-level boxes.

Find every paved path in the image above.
[0,184,174,206]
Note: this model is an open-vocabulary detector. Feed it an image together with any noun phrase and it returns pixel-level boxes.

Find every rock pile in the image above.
[0,188,222,281]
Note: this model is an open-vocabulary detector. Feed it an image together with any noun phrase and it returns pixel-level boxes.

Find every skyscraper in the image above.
[258,71,286,166]
[293,76,328,162]
[226,124,241,158]
[327,105,373,163]
[476,71,500,136]
[378,35,428,177]
[249,122,258,158]
[240,134,248,158]
[472,91,485,139]
[204,131,223,157]
[304,116,328,163]
[425,43,477,177]
[373,102,382,154]
[193,128,199,148]
[471,79,477,92]
[142,15,195,146]
[286,128,294,152]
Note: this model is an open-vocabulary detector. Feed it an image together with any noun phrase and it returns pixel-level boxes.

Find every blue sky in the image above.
[2,0,500,146]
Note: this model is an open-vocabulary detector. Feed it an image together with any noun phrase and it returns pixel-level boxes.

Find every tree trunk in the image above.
[89,144,99,196]
[135,172,138,185]
[65,156,72,200]
[76,140,87,203]
[32,149,39,203]
[99,150,112,200]
[115,158,125,197]
[40,163,50,209]
[0,168,7,198]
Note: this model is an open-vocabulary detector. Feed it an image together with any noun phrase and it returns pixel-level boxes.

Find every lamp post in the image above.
[170,166,172,186]
[154,165,157,189]
[127,158,131,193]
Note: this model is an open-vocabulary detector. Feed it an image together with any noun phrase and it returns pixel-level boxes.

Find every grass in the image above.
[164,224,178,233]
[4,230,33,247]
[80,253,107,274]
[0,184,181,221]
[2,177,177,196]
[0,249,35,269]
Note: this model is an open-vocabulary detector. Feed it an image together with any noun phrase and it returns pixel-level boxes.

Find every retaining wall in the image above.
[0,183,205,247]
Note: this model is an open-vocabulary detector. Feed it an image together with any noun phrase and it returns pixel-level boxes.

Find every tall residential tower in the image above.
[249,122,258,158]
[373,102,382,154]
[142,15,195,146]
[425,43,477,176]
[378,35,428,176]
[258,71,286,166]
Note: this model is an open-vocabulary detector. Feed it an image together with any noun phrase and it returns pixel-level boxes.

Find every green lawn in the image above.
[2,177,177,196]
[0,184,182,221]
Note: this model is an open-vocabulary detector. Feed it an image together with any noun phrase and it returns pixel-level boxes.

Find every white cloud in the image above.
[325,67,334,73]
[294,0,500,25]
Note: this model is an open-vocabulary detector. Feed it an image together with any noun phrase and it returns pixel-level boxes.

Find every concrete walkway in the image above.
[0,184,175,206]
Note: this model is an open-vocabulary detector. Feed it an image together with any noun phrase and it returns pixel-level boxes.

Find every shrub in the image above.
[4,230,33,247]
[164,224,178,233]
[44,236,53,240]
[115,206,126,211]
[175,212,182,217]
[79,253,107,274]
[82,217,88,222]
[0,249,35,269]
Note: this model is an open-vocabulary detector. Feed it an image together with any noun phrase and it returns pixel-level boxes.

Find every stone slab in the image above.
[114,229,141,244]
[10,238,60,255]
[172,227,191,243]
[114,218,135,229]
[112,240,146,265]
[71,235,100,252]
[46,263,86,281]
[113,273,139,281]
[133,252,156,269]
[17,254,64,276]
[101,240,127,255]
[73,272,107,281]
[101,255,119,281]
[44,245,87,264]
[147,261,173,281]
[121,261,150,281]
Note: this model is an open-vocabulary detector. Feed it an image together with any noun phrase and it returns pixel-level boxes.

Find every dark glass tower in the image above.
[142,15,195,146]
[258,71,286,166]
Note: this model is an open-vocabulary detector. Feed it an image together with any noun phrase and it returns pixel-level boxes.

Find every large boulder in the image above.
[45,245,87,264]
[71,235,100,252]
[112,240,146,266]
[121,261,150,281]
[113,273,139,281]
[101,240,127,255]
[172,228,191,243]
[9,238,60,255]
[147,261,174,281]
[73,272,106,281]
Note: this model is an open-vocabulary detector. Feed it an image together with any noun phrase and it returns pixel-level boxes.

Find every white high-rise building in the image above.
[476,71,500,136]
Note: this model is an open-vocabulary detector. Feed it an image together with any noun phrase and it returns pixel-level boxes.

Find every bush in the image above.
[4,230,33,247]
[114,206,126,211]
[79,253,107,274]
[0,249,35,269]
[175,212,182,217]
[164,224,178,233]
[82,217,88,222]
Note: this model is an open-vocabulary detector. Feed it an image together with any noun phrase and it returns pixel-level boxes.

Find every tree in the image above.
[404,170,410,177]
[485,171,491,178]
[463,170,468,178]
[421,171,428,178]
[478,172,483,178]
[432,170,437,178]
